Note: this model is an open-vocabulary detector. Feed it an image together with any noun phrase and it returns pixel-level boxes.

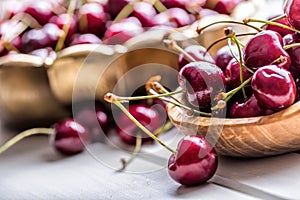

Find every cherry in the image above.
[21,23,62,53]
[229,94,273,118]
[225,58,252,90]
[115,104,163,145]
[168,135,218,186]
[204,0,243,15]
[178,45,215,70]
[265,14,294,37]
[160,0,207,10]
[103,17,144,45]
[214,45,238,73]
[284,0,300,30]
[24,1,55,25]
[107,0,132,19]
[28,47,56,63]
[152,8,195,28]
[251,65,296,111]
[78,3,107,37]
[283,33,300,76]
[178,61,226,109]
[49,13,77,40]
[244,30,291,71]
[69,33,102,46]
[50,118,91,155]
[132,2,157,27]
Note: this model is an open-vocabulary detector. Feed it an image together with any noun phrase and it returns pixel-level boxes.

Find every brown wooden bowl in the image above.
[167,92,300,158]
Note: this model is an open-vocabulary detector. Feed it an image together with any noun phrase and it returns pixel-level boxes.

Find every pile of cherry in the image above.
[0,0,244,56]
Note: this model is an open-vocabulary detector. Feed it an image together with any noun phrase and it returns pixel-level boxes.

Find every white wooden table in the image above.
[1,122,300,200]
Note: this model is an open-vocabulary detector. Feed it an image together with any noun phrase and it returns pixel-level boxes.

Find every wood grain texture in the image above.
[167,93,300,157]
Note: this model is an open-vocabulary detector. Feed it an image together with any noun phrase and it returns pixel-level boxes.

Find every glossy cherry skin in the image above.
[78,3,107,37]
[284,0,300,30]
[69,33,102,46]
[178,45,215,70]
[152,8,195,28]
[229,94,274,118]
[178,61,226,108]
[132,2,156,27]
[244,30,291,71]
[24,1,55,25]
[214,45,238,73]
[225,58,252,90]
[160,0,207,9]
[265,14,293,37]
[29,47,56,61]
[283,33,300,77]
[103,17,144,45]
[168,135,218,186]
[21,23,62,53]
[116,104,163,145]
[251,65,296,111]
[205,0,243,15]
[50,119,91,155]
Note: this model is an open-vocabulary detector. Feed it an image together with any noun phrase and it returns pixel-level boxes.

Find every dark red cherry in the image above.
[265,14,293,37]
[103,17,144,45]
[244,30,291,71]
[251,65,296,110]
[168,135,218,186]
[116,104,163,145]
[283,33,300,77]
[295,77,300,102]
[229,94,274,118]
[284,0,300,30]
[132,2,156,27]
[205,0,243,15]
[152,8,195,28]
[21,23,62,53]
[178,45,215,70]
[69,33,102,46]
[160,0,206,10]
[214,45,238,73]
[24,1,55,25]
[50,119,90,155]
[178,61,226,108]
[78,3,107,37]
[49,13,77,40]
[107,0,132,19]
[225,58,252,90]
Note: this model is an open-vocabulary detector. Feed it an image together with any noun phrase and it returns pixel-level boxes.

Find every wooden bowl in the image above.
[167,92,300,158]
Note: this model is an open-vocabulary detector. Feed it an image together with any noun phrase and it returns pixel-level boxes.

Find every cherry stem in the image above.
[104,94,176,154]
[243,18,300,35]
[55,0,78,52]
[163,39,196,62]
[205,32,256,53]
[118,133,142,172]
[113,2,134,23]
[196,20,262,34]
[284,42,300,50]
[224,76,252,102]
[113,89,184,103]
[153,120,173,137]
[153,0,168,12]
[260,14,286,29]
[0,128,54,155]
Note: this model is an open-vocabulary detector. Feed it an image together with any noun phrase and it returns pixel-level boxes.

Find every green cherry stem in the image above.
[260,14,286,29]
[196,20,262,34]
[104,93,176,154]
[55,0,78,52]
[243,18,300,34]
[225,76,252,102]
[118,133,142,171]
[284,42,300,50]
[0,128,54,155]
[153,0,168,12]
[113,2,134,23]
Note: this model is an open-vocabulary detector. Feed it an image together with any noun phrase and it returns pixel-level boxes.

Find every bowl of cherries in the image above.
[165,0,300,158]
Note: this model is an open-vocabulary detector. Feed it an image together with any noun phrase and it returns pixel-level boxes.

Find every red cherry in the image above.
[50,119,91,155]
[283,33,300,78]
[244,30,291,71]
[115,104,163,145]
[49,13,77,40]
[107,0,132,19]
[205,0,243,15]
[78,3,107,37]
[284,0,300,30]
[69,33,102,46]
[265,14,294,37]
[251,65,296,110]
[24,1,55,25]
[213,45,238,73]
[168,135,218,186]
[178,45,215,70]
[178,61,226,108]
[132,2,157,27]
